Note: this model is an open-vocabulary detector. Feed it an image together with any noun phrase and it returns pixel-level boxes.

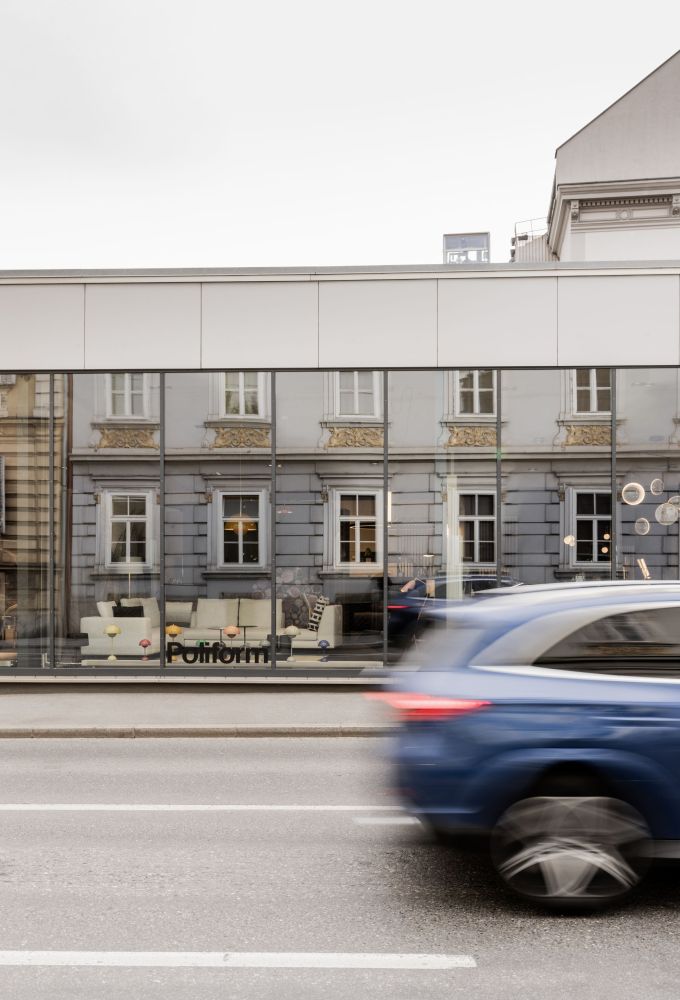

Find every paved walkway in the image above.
[0,686,393,737]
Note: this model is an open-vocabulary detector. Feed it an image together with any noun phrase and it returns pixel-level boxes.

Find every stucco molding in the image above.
[210,425,271,449]
[548,178,680,255]
[326,426,384,448]
[445,424,497,447]
[93,424,159,449]
[564,423,611,446]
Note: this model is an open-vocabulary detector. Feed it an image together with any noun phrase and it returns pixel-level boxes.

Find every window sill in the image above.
[322,417,383,426]
[558,415,612,424]
[90,569,159,578]
[320,567,383,578]
[442,414,497,424]
[92,419,159,427]
[202,567,269,577]
[205,418,271,427]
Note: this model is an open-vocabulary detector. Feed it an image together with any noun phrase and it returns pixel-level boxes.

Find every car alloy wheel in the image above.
[491,796,650,909]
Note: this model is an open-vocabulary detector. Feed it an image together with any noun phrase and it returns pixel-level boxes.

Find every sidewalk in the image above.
[0,684,394,738]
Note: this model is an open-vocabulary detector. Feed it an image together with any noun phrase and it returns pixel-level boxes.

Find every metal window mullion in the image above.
[159,372,166,670]
[48,374,55,670]
[382,369,388,668]
[496,367,502,587]
[270,371,277,669]
[610,369,617,580]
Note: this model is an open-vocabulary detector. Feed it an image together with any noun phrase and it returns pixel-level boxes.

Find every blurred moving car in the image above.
[387,574,521,649]
[377,581,680,910]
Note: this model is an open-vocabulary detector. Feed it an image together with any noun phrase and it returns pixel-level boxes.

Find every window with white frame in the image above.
[105,492,153,568]
[336,491,381,565]
[456,369,496,416]
[107,373,148,419]
[335,371,381,419]
[573,368,611,414]
[458,493,495,564]
[573,490,612,563]
[220,493,263,565]
[223,372,262,418]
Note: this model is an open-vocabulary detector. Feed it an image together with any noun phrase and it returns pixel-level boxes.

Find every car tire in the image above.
[490,795,651,911]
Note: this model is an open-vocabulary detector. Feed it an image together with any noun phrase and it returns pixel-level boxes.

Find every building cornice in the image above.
[548,178,680,257]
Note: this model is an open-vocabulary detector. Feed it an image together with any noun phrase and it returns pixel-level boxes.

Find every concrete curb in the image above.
[0,725,393,738]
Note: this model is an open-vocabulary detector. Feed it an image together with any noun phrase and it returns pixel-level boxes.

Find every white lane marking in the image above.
[0,951,476,970]
[0,804,402,812]
[353,816,421,826]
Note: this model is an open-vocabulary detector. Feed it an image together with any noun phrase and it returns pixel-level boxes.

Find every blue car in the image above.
[378,581,680,909]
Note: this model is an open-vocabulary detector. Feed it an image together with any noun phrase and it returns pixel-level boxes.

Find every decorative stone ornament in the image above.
[327,426,384,448]
[211,426,270,448]
[96,426,159,449]
[446,425,497,447]
[564,424,611,446]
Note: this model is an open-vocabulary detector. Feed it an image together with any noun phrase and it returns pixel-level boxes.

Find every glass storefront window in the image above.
[54,373,162,668]
[0,374,51,668]
[500,369,614,586]
[5,363,680,674]
[275,372,384,670]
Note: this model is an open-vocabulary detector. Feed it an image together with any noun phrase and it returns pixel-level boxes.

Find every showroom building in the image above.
[1,52,680,675]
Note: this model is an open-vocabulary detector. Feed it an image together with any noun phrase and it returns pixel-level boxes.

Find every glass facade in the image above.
[1,366,679,672]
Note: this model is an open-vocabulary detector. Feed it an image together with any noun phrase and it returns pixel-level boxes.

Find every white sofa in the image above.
[178,598,342,649]
[80,595,343,657]
[80,597,167,658]
[179,598,283,648]
[80,615,160,659]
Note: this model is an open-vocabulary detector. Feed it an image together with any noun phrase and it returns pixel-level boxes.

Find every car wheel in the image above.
[491,796,650,910]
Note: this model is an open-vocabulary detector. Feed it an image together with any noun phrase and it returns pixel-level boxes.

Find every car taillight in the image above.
[387,604,410,610]
[366,691,491,722]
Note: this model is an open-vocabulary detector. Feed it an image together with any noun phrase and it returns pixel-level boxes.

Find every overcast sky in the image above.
[2,0,679,269]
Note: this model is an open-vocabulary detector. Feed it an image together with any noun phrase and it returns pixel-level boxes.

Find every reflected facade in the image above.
[1,366,679,671]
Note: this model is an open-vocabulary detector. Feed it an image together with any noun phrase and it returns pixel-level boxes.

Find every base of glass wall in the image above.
[0,665,385,681]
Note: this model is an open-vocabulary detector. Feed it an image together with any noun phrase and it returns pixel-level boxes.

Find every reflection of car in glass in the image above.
[378,582,680,909]
[387,574,521,649]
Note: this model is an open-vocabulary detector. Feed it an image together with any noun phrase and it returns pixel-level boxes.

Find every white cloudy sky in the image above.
[1,0,679,269]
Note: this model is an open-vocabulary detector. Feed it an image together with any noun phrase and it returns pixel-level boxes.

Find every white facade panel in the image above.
[318,279,437,368]
[84,283,201,370]
[557,275,680,367]
[581,228,680,262]
[0,284,84,370]
[202,280,318,370]
[438,276,558,367]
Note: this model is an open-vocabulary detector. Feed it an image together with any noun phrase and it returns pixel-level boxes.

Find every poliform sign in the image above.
[166,642,270,665]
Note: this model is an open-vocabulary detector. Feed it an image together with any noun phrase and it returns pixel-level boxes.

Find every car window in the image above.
[535,607,680,677]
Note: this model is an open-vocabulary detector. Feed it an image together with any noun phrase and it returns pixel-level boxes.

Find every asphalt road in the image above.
[0,739,677,999]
